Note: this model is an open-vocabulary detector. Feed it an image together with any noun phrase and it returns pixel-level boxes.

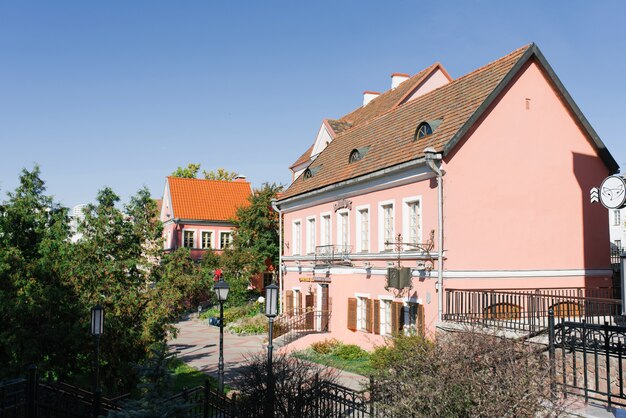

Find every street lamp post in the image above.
[264,282,279,418]
[91,305,104,418]
[213,275,229,394]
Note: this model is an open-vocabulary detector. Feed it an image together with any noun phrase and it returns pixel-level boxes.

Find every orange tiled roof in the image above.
[281,45,532,200]
[167,177,252,221]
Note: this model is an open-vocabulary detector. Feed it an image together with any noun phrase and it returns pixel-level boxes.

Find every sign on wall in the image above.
[591,175,626,209]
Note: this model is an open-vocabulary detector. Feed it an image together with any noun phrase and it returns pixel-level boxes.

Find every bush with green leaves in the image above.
[226,313,267,334]
[332,344,369,361]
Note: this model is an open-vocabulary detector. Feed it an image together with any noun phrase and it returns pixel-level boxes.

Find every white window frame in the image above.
[306,216,317,255]
[355,205,370,253]
[320,212,332,246]
[378,200,395,252]
[402,196,422,248]
[336,209,350,249]
[292,219,302,256]
[403,297,422,335]
[378,295,394,336]
[293,287,301,315]
[164,230,171,249]
[200,230,215,249]
[182,228,196,249]
[355,292,370,332]
[614,210,621,226]
[219,231,232,250]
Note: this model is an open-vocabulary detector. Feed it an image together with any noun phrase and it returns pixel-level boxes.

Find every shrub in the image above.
[234,352,338,417]
[226,314,267,334]
[332,344,369,361]
[310,338,341,355]
[370,330,562,417]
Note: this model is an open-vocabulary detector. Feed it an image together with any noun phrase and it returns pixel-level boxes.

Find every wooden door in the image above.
[320,285,329,331]
[305,293,315,329]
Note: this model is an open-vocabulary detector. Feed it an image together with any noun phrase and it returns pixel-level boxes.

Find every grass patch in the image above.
[169,358,230,393]
[293,347,373,376]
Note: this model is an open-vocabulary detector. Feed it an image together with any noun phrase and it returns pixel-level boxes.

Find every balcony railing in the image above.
[444,287,621,334]
[314,245,352,266]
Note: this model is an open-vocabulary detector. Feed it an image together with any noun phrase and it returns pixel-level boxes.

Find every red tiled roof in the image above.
[281,45,532,200]
[167,177,252,221]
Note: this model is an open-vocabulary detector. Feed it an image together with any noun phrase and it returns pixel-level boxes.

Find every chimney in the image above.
[391,73,410,89]
[363,91,380,106]
[234,175,247,182]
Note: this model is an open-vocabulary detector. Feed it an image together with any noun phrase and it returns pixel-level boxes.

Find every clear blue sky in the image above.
[1,1,625,207]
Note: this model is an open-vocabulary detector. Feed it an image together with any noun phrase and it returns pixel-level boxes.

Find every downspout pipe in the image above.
[271,199,283,315]
[424,148,444,322]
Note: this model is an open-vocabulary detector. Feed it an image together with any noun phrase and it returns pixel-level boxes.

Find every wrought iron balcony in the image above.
[314,245,352,266]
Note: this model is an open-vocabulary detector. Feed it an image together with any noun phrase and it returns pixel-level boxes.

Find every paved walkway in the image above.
[168,315,367,391]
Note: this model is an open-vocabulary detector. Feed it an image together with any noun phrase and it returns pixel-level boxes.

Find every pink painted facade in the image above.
[160,177,252,260]
[275,45,618,349]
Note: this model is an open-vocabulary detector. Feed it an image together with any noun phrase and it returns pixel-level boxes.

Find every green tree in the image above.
[171,163,201,178]
[225,183,282,273]
[202,168,239,181]
[0,166,83,380]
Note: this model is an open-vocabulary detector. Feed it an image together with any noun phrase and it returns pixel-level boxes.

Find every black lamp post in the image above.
[264,282,279,418]
[214,277,229,394]
[91,305,104,418]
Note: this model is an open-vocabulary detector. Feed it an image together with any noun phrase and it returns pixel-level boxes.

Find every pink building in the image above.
[274,44,619,349]
[160,176,252,260]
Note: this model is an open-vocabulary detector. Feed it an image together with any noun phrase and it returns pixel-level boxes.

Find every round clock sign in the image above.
[600,175,626,209]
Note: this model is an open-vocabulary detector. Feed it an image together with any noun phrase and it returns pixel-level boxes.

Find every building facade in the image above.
[274,44,618,349]
[160,176,252,260]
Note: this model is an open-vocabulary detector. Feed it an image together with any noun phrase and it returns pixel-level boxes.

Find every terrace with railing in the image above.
[443,287,622,334]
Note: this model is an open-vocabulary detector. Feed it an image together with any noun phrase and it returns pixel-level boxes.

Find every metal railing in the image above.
[444,288,621,333]
[550,318,626,408]
[314,245,352,266]
[273,310,331,346]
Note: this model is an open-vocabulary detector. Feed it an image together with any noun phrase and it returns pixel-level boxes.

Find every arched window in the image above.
[303,169,312,179]
[416,122,432,139]
[349,149,362,163]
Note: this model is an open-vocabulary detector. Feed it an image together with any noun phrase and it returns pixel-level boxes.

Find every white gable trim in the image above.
[311,120,336,158]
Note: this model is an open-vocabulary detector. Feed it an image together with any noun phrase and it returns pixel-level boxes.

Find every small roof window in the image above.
[349,147,370,163]
[415,119,442,140]
[302,166,321,179]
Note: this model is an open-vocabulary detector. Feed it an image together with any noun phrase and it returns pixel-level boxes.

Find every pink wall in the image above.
[444,60,611,274]
[283,181,438,262]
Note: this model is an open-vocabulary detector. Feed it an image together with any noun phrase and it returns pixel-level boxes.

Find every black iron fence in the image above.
[550,317,626,408]
[314,245,352,266]
[444,288,621,333]
[0,365,126,418]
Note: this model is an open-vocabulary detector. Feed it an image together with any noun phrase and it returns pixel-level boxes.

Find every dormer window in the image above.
[302,166,321,180]
[349,147,370,163]
[415,119,442,141]
[416,122,432,139]
[349,149,362,163]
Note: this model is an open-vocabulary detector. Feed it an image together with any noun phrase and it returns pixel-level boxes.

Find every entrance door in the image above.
[305,292,315,329]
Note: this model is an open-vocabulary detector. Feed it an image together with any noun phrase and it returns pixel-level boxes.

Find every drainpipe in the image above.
[271,199,283,315]
[424,148,445,322]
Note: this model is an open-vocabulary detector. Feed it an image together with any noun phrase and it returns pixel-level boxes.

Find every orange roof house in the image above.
[160,176,252,260]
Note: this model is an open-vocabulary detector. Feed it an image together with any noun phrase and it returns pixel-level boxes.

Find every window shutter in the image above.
[418,304,425,337]
[392,302,404,335]
[366,299,372,333]
[373,299,380,335]
[299,291,304,315]
[285,290,294,316]
[347,298,357,331]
